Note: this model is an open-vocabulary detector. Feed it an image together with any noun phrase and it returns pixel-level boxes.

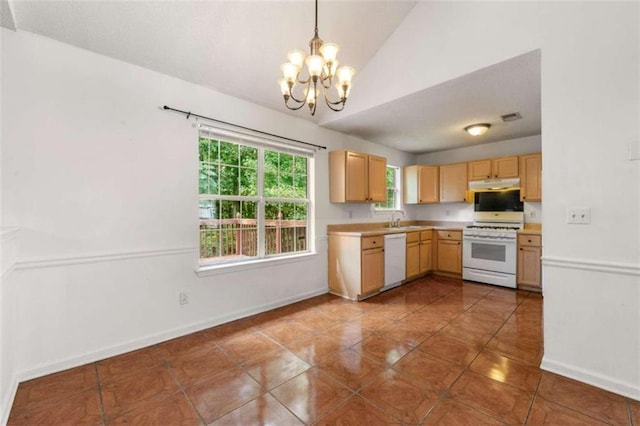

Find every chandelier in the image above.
[278,0,355,116]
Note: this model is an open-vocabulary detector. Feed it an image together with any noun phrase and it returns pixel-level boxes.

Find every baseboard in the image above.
[0,373,19,426]
[541,356,640,401]
[16,287,328,383]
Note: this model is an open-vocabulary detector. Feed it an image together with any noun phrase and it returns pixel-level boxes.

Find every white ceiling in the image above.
[2,0,541,154]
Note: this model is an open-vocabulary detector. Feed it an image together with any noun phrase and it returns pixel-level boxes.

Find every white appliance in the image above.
[462,211,523,288]
[383,233,406,290]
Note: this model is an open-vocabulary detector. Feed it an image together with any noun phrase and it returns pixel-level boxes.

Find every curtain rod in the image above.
[162,105,327,150]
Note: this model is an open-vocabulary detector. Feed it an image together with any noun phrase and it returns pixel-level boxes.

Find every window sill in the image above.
[196,251,318,277]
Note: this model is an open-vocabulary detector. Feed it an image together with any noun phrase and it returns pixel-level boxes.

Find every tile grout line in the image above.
[93,362,107,426]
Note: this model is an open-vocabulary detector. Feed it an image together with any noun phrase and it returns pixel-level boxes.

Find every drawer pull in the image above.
[520,248,523,251]
[528,239,532,243]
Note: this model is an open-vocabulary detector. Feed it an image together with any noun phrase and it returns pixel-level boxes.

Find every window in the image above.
[198,126,311,266]
[375,165,401,211]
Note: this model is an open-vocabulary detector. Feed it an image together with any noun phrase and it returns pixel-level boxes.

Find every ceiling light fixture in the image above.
[464,123,491,136]
[278,0,355,116]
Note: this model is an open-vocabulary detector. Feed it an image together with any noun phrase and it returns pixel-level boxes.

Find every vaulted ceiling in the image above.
[1,0,541,154]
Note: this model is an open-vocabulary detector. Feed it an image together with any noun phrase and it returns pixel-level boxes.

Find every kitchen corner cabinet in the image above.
[517,234,542,291]
[468,156,519,180]
[330,149,387,203]
[439,163,468,203]
[403,165,439,204]
[406,230,433,279]
[329,234,384,300]
[435,230,462,275]
[520,153,542,202]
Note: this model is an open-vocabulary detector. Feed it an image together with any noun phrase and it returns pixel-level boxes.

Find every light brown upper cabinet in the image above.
[439,162,468,203]
[403,165,439,204]
[329,150,387,203]
[468,156,519,180]
[519,153,542,202]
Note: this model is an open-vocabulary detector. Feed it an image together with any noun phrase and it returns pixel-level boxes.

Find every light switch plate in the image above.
[567,207,591,224]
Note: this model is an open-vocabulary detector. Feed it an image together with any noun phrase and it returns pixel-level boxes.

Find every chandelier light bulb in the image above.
[336,66,355,85]
[280,62,299,83]
[306,85,317,104]
[319,43,339,63]
[287,50,306,68]
[278,78,290,96]
[305,55,325,78]
[336,81,352,99]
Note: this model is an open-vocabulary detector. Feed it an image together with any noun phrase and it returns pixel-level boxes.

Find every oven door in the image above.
[462,236,516,274]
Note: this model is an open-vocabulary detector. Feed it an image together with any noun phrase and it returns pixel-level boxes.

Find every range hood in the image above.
[468,177,520,191]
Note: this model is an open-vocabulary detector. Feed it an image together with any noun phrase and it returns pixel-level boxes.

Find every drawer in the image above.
[518,234,541,247]
[420,230,432,241]
[362,235,384,250]
[406,232,420,244]
[436,230,462,241]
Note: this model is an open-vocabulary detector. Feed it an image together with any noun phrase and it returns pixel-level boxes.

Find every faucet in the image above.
[390,210,405,228]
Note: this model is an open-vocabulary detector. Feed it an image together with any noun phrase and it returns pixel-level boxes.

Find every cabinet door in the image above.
[406,242,420,278]
[362,248,384,294]
[494,156,519,178]
[419,240,432,273]
[468,159,492,180]
[437,240,462,274]
[440,163,468,203]
[368,155,387,202]
[418,166,439,203]
[520,154,542,202]
[517,246,541,288]
[345,151,368,202]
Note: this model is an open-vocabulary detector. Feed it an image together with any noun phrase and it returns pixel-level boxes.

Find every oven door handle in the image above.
[463,236,516,243]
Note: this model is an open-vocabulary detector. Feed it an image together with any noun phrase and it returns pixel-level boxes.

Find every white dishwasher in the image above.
[383,233,406,291]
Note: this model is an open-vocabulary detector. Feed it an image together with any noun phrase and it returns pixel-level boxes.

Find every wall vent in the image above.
[501,112,522,122]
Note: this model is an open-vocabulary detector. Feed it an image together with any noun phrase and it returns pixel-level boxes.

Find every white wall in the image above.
[346,1,640,399]
[0,28,417,417]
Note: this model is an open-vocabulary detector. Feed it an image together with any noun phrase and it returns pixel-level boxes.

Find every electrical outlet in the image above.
[179,292,189,305]
[566,207,591,224]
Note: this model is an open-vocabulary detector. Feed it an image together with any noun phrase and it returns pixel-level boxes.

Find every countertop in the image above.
[327,221,542,237]
[327,221,468,237]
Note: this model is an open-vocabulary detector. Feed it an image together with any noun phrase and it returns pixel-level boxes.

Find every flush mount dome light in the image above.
[464,123,491,136]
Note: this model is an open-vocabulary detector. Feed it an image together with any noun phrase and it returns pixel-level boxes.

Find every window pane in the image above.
[220,166,239,195]
[265,202,308,255]
[279,153,293,173]
[294,175,307,198]
[264,172,278,197]
[240,168,257,196]
[279,173,294,198]
[200,200,258,262]
[220,141,239,165]
[386,166,395,187]
[199,138,209,162]
[294,156,307,175]
[264,151,279,174]
[240,146,257,169]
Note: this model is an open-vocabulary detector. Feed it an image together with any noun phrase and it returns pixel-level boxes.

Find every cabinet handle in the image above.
[523,196,527,199]
[528,239,532,243]
[486,175,490,178]
[419,199,422,202]
[520,248,523,251]
[457,242,460,245]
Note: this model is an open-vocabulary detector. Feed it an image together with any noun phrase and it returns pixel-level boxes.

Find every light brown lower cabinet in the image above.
[328,234,384,300]
[406,230,433,279]
[517,233,542,291]
[436,230,462,275]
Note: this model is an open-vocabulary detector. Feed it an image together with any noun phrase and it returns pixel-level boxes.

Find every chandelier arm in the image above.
[324,99,346,112]
[288,90,307,104]
[285,102,308,111]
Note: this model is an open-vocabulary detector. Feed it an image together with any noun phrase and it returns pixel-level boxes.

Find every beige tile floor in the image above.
[8,276,640,425]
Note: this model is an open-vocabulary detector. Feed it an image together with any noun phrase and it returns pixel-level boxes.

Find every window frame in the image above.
[197,125,314,271]
[374,164,402,212]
